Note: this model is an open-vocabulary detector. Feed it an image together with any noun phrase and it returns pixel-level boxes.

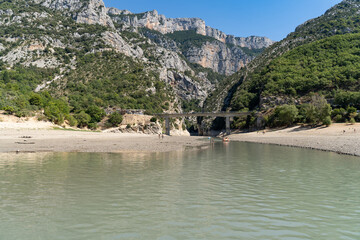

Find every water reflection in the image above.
[1,143,360,239]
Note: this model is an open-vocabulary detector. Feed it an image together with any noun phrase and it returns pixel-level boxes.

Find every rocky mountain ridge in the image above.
[107,8,274,50]
[107,8,274,75]
[32,0,114,27]
[0,0,220,115]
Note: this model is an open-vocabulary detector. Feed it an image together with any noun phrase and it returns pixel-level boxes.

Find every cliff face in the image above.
[108,8,274,50]
[32,0,114,27]
[109,9,207,35]
[183,41,253,75]
[108,8,274,75]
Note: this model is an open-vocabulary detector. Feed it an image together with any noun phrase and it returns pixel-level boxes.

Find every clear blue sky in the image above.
[103,0,343,41]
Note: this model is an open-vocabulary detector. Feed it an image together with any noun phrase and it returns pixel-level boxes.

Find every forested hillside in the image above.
[205,0,360,113]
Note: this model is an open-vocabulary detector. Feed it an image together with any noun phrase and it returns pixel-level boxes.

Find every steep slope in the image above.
[0,0,186,130]
[107,9,274,75]
[205,0,360,112]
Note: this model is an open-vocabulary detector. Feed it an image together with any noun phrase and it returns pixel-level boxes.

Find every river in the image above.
[1,142,360,239]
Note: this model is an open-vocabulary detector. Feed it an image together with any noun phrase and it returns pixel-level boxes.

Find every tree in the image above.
[44,102,64,124]
[106,112,123,127]
[304,95,332,125]
[86,105,105,123]
[75,111,91,128]
[29,94,42,106]
[272,104,299,127]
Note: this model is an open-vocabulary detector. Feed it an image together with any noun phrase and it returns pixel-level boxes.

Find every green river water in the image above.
[0,142,360,239]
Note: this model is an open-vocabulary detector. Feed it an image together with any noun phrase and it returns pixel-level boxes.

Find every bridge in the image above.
[154,111,255,136]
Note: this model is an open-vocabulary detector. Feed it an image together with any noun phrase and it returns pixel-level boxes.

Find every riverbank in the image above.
[229,123,360,157]
[0,129,208,153]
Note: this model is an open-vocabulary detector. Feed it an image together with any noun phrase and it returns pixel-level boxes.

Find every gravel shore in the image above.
[0,129,208,154]
[229,123,360,157]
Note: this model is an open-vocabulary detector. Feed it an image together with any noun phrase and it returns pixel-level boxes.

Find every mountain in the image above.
[107,9,274,75]
[205,0,360,114]
[0,0,274,131]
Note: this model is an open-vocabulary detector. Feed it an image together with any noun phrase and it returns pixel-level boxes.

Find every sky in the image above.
[103,0,343,41]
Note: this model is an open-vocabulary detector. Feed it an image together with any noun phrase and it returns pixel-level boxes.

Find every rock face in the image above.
[109,9,207,35]
[32,0,114,27]
[183,41,254,75]
[205,27,274,49]
[108,8,274,75]
[109,9,274,49]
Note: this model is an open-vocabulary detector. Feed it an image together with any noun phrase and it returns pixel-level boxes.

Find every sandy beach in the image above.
[229,123,360,157]
[0,112,209,153]
[1,111,360,156]
[0,129,209,153]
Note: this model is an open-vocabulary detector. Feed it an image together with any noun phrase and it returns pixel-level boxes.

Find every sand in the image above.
[2,111,360,156]
[229,123,360,157]
[0,112,207,153]
[0,129,208,153]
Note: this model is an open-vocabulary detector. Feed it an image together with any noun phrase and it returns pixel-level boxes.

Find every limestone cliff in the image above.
[108,8,274,75]
[108,8,274,49]
[32,0,114,27]
[183,41,253,75]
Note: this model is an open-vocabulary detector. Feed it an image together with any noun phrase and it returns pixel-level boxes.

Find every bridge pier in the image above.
[197,117,204,136]
[165,117,170,135]
[226,116,231,135]
[155,111,255,136]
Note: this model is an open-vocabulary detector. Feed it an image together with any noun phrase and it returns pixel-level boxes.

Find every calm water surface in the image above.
[1,142,360,239]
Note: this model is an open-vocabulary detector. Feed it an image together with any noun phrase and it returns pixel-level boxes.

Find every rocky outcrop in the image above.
[102,31,143,58]
[164,70,212,103]
[205,26,274,49]
[109,9,206,35]
[183,41,253,75]
[32,0,114,27]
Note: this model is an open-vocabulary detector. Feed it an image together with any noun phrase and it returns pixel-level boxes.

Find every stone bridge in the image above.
[154,112,256,136]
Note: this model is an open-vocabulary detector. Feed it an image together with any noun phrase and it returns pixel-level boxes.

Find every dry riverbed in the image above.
[229,123,360,157]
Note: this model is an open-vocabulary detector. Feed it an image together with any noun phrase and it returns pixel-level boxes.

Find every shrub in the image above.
[150,117,157,123]
[87,122,98,130]
[29,94,42,106]
[270,104,298,127]
[304,95,332,125]
[106,112,123,127]
[323,116,332,126]
[75,111,91,128]
[86,105,106,123]
[66,115,78,127]
[44,104,63,124]
[334,114,343,123]
[3,105,15,115]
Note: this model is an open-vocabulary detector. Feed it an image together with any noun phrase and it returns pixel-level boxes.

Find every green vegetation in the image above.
[231,33,360,111]
[238,47,265,57]
[57,51,172,115]
[232,95,334,129]
[208,0,360,118]
[181,99,201,113]
[0,1,176,129]
[166,30,217,50]
[268,105,298,127]
[185,61,225,84]
[0,65,59,116]
[106,112,123,127]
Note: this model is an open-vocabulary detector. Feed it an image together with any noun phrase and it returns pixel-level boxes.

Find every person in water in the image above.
[223,137,229,142]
